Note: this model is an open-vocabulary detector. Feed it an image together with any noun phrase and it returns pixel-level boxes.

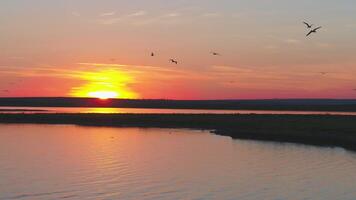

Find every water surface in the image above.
[1,125,356,200]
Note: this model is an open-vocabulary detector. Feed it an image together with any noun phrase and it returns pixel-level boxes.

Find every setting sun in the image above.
[70,69,139,99]
[88,91,119,100]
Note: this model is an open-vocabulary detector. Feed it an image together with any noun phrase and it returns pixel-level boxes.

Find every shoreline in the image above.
[1,113,356,150]
[2,98,356,112]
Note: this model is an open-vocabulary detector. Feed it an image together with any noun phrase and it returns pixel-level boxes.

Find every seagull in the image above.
[169,59,178,64]
[211,52,221,56]
[303,21,313,29]
[306,26,322,37]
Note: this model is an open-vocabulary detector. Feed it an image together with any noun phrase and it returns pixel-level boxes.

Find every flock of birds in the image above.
[150,21,322,65]
[151,52,220,65]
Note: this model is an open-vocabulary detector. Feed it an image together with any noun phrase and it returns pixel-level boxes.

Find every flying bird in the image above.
[169,59,178,64]
[320,72,328,75]
[306,26,322,37]
[303,21,313,29]
[211,52,221,56]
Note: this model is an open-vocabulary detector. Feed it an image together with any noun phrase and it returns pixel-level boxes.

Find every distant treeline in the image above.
[1,97,356,111]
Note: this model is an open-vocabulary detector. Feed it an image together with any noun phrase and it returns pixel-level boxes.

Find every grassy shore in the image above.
[1,113,356,150]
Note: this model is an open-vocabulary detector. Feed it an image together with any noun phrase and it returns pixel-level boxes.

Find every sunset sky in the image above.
[1,0,356,99]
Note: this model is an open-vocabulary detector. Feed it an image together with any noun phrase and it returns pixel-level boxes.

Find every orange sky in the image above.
[1,0,356,99]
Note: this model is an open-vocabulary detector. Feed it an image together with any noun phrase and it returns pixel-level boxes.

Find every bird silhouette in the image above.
[169,59,178,64]
[306,26,322,37]
[151,52,155,57]
[211,52,221,56]
[303,21,313,29]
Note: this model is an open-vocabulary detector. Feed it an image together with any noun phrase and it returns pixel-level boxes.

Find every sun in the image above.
[70,69,139,99]
[88,91,119,100]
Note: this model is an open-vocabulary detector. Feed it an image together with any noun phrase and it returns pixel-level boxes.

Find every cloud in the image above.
[201,12,221,18]
[4,61,356,98]
[77,62,190,76]
[77,63,128,67]
[100,12,116,17]
[71,11,81,17]
[165,12,180,18]
[97,8,223,26]
[285,39,300,45]
[97,17,122,25]
[127,11,146,17]
[209,66,254,74]
[97,10,147,25]
[130,12,184,26]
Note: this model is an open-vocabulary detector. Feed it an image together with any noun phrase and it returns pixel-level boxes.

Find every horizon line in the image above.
[0,97,356,101]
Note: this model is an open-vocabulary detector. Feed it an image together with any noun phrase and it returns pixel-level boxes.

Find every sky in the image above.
[1,0,356,99]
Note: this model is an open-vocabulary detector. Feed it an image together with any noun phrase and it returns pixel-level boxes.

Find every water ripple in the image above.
[1,125,356,200]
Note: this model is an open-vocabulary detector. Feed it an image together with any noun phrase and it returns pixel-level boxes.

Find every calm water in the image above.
[1,106,356,115]
[1,125,356,200]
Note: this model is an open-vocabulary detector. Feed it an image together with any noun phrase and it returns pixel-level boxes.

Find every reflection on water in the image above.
[1,125,356,200]
[83,107,122,114]
[1,106,356,115]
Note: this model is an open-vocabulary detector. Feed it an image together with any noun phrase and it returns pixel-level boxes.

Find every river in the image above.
[1,125,356,200]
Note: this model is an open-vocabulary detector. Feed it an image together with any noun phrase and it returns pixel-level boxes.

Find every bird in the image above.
[306,26,322,37]
[320,72,328,75]
[211,52,221,56]
[169,59,178,64]
[303,21,313,29]
[151,52,155,57]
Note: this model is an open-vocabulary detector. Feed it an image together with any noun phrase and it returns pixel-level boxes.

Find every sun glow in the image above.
[88,91,119,99]
[70,69,139,99]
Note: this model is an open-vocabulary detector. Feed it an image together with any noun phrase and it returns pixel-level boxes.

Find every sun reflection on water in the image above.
[83,107,123,114]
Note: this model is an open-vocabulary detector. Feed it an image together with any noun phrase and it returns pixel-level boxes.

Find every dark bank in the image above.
[1,98,356,112]
[1,113,356,151]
